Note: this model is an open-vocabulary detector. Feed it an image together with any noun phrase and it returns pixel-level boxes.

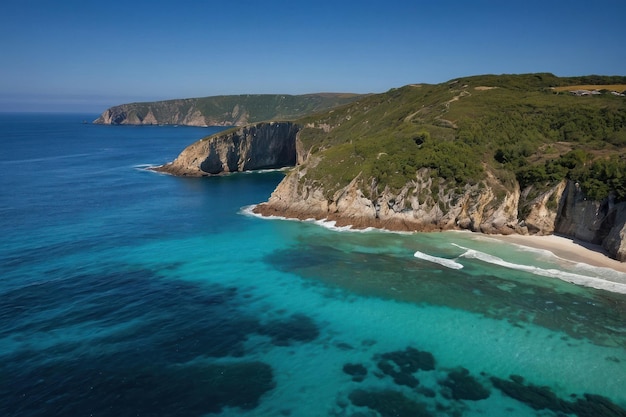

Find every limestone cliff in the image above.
[255,171,626,261]
[254,166,523,232]
[153,122,299,176]
[553,181,626,261]
[519,181,568,235]
[95,100,217,126]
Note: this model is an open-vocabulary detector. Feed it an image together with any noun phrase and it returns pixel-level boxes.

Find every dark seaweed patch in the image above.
[349,389,433,417]
[0,269,259,362]
[343,363,368,382]
[3,360,274,416]
[491,375,567,412]
[441,367,490,401]
[374,347,435,388]
[259,313,320,346]
[377,359,420,387]
[380,347,436,372]
[491,375,626,416]
[571,394,626,417]
[342,344,625,416]
[0,268,281,416]
[336,342,355,350]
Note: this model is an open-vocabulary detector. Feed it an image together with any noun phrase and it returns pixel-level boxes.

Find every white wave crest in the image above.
[240,205,264,218]
[413,250,464,270]
[240,205,331,225]
[241,167,291,174]
[311,218,376,233]
[240,205,388,233]
[452,244,626,294]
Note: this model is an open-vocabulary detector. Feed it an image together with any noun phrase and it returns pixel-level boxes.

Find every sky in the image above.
[1,0,625,113]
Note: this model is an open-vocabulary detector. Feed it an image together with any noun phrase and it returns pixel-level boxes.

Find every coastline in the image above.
[491,233,626,274]
[249,204,626,294]
[253,203,626,275]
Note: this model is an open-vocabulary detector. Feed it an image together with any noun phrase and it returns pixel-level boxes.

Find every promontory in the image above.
[93,93,363,126]
[151,73,626,261]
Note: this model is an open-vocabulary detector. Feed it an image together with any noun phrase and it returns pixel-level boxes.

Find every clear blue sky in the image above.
[1,0,625,113]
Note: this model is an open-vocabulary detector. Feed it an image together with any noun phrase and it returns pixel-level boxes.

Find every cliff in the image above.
[254,173,626,261]
[254,166,522,233]
[153,122,300,176]
[554,182,626,261]
[155,73,626,261]
[93,93,362,127]
[156,117,626,261]
[95,99,211,126]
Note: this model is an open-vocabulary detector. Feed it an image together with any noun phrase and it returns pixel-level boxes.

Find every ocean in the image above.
[1,113,626,417]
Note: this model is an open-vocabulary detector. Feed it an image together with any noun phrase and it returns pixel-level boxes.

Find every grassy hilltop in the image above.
[293,73,626,203]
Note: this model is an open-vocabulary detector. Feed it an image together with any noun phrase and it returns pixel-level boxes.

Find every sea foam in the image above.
[413,250,464,270]
[240,205,383,233]
[452,244,626,294]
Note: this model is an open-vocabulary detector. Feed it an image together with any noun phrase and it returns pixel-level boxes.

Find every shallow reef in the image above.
[339,345,626,417]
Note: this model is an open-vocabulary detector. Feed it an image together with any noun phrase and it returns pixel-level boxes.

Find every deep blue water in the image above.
[1,113,626,417]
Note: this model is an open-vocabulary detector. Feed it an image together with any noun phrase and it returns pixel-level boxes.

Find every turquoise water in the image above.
[1,114,626,417]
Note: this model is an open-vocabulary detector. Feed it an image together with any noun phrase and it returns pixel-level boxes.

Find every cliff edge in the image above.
[153,122,299,176]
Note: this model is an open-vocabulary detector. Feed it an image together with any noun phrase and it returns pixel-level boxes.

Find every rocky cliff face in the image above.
[255,169,626,261]
[554,182,626,261]
[153,122,299,176]
[518,181,626,260]
[254,167,524,234]
[94,101,238,127]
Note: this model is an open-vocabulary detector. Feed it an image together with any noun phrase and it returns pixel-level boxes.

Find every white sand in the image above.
[494,234,626,274]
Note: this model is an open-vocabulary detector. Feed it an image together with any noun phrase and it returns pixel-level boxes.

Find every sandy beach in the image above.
[493,234,626,274]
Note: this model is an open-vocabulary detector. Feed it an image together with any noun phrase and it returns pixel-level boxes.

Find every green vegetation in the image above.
[191,93,364,123]
[293,73,626,202]
[100,93,364,125]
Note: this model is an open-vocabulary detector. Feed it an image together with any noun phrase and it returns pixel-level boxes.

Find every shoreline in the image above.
[248,204,626,294]
[252,203,626,275]
[488,233,626,274]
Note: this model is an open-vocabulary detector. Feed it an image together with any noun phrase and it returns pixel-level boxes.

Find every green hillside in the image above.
[95,93,364,125]
[294,73,626,202]
[192,93,362,122]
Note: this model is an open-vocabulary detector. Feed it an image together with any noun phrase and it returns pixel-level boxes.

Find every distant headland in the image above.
[93,93,364,127]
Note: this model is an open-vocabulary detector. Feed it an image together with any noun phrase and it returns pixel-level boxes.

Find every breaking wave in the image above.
[413,250,464,270]
[452,244,626,294]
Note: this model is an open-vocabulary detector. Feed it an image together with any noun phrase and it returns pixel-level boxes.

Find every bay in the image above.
[1,113,625,417]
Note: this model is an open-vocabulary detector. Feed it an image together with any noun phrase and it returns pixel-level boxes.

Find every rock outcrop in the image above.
[518,180,626,260]
[254,167,524,235]
[255,170,626,261]
[520,181,568,235]
[153,122,300,176]
[554,181,626,261]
